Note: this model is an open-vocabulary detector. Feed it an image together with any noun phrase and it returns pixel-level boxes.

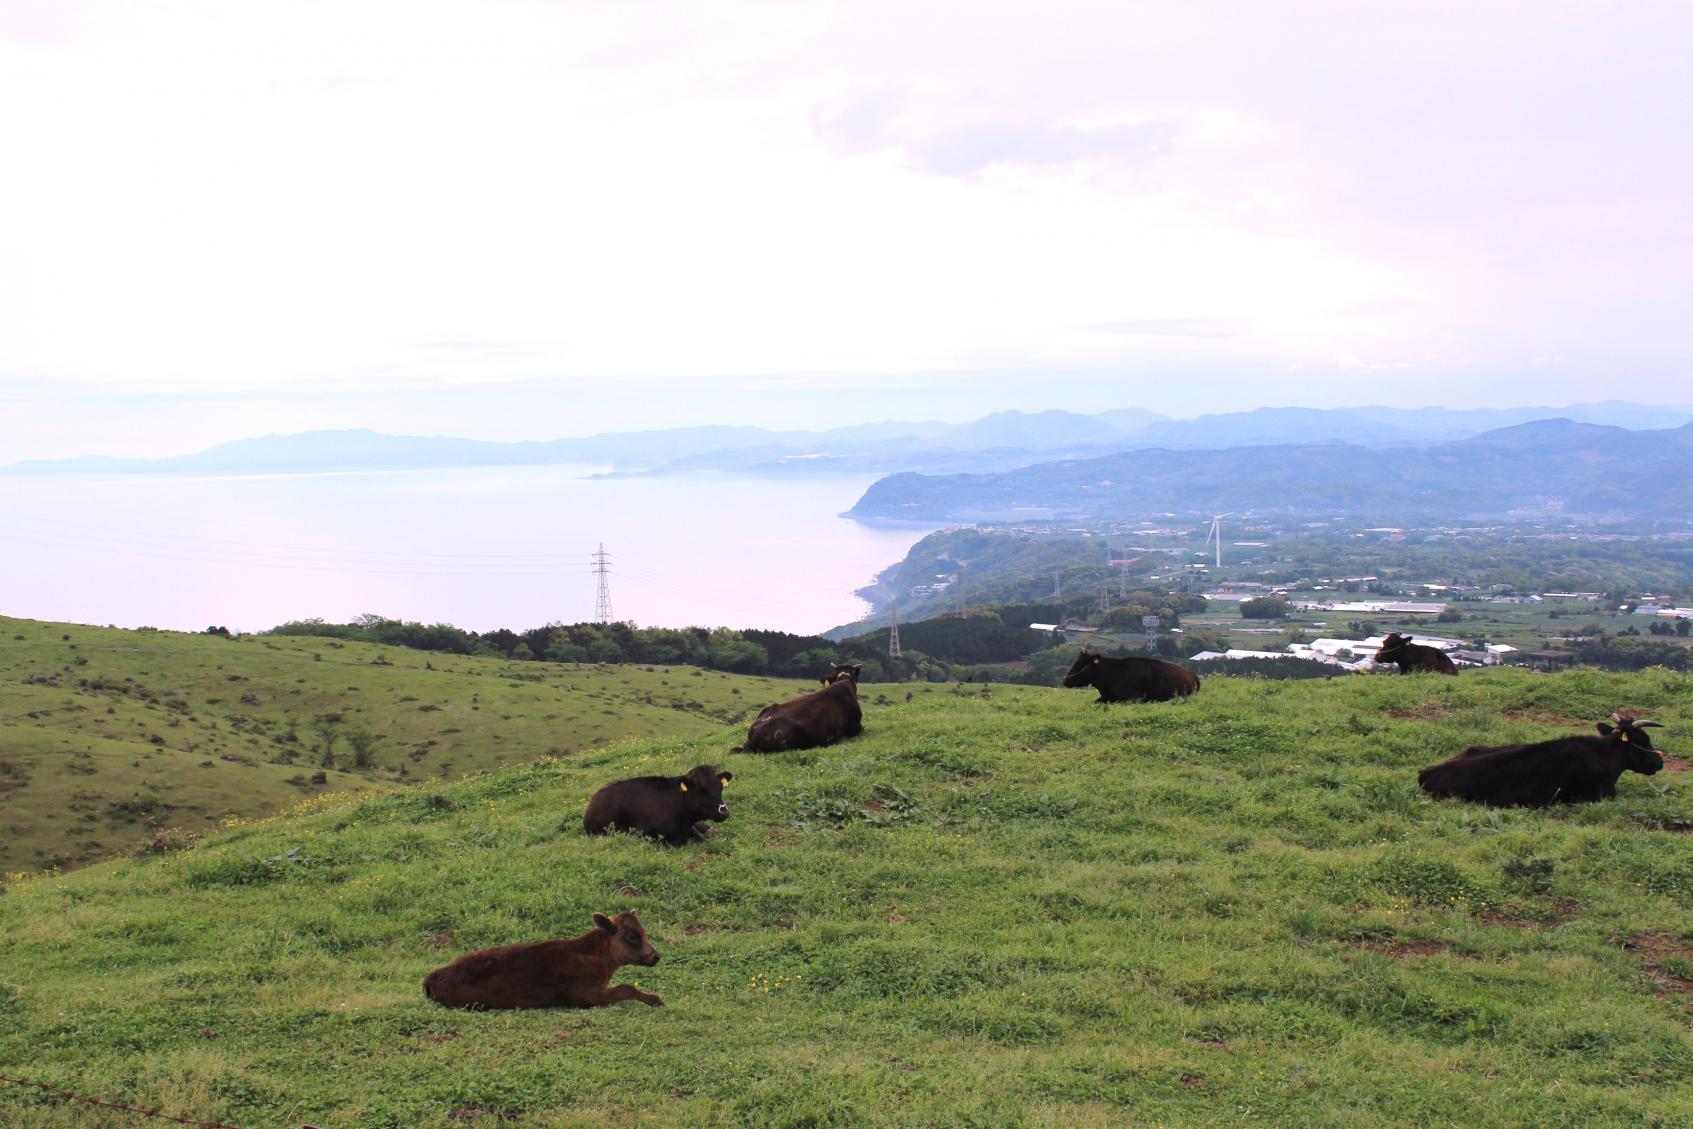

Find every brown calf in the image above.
[423,910,663,1010]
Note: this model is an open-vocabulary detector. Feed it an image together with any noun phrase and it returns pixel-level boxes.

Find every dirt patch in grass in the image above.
[1481,908,1541,930]
[1625,932,1693,1000]
[1630,812,1693,833]
[1659,755,1689,775]
[449,1106,517,1121]
[1350,938,1448,958]
[1481,899,1580,930]
[1387,706,1450,721]
[1502,709,1589,727]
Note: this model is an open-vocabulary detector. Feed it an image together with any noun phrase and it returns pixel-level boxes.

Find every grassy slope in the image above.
[2,668,1691,1128]
[0,616,813,874]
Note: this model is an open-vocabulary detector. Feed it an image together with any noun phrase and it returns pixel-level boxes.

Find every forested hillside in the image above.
[849,419,1693,523]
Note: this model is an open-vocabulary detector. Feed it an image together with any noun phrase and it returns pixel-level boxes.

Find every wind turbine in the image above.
[1203,513,1232,569]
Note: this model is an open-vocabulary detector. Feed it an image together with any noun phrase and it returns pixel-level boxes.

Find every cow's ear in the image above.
[1597,722,1615,737]
[678,780,689,792]
[592,913,616,932]
[719,771,733,785]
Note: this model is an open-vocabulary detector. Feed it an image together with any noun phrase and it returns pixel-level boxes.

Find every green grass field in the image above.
[2,664,1690,1127]
[0,616,817,875]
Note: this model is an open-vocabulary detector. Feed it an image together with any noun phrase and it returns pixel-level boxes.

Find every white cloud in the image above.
[1,0,1690,460]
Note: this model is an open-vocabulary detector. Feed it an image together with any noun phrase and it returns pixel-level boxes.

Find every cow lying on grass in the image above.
[1062,649,1199,703]
[736,663,862,752]
[1376,632,1459,675]
[584,764,732,846]
[424,910,662,1010]
[1417,714,1665,807]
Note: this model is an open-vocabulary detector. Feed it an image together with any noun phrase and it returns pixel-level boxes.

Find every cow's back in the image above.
[1098,656,1198,702]
[584,777,671,835]
[1420,740,1599,807]
[738,679,858,752]
[1418,646,1459,675]
[1418,749,1545,806]
[1395,644,1458,674]
[425,940,562,1009]
[582,780,625,834]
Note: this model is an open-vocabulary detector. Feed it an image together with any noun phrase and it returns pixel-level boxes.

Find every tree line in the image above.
[264,615,939,682]
[262,597,1206,685]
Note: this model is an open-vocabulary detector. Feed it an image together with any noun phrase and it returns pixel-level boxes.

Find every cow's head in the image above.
[678,763,732,822]
[1597,714,1666,774]
[1377,633,1410,659]
[827,663,862,686]
[592,910,661,966]
[1062,649,1098,687]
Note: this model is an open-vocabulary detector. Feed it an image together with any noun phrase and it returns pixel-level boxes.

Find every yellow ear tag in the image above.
[679,781,689,792]
[720,777,729,787]
[1093,657,1100,664]
[1620,732,1629,742]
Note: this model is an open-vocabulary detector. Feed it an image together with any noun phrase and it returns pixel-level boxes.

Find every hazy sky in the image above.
[3,0,1689,461]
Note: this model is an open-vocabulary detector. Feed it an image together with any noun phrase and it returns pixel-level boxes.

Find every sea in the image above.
[0,466,939,637]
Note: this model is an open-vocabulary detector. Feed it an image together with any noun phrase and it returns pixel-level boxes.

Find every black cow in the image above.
[1417,714,1665,806]
[736,663,863,752]
[583,764,732,846]
[1062,649,1200,703]
[1376,632,1459,675]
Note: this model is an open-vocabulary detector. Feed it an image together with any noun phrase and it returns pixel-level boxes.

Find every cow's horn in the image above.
[1633,719,1664,728]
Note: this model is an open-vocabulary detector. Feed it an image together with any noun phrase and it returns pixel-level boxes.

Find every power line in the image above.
[888,596,902,658]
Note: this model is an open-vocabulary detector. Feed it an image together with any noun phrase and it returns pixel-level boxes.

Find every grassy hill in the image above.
[2,667,1691,1127]
[0,615,812,875]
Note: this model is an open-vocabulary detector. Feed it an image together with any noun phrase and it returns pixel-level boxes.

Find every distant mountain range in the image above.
[6,401,1689,480]
[846,417,1693,524]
